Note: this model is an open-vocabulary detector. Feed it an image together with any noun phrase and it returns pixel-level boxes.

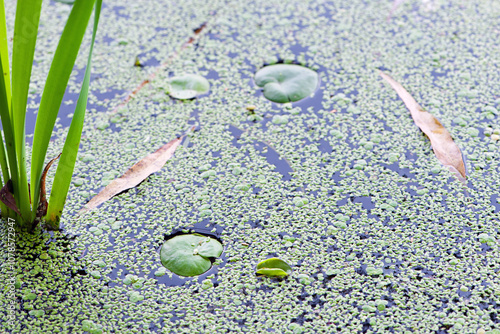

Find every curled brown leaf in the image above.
[380,71,466,183]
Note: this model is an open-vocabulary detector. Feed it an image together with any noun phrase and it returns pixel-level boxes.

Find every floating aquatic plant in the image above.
[254,64,318,103]
[160,233,223,276]
[256,257,292,277]
[166,74,209,99]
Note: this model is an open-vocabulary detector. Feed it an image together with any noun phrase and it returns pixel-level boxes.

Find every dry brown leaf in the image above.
[0,180,21,216]
[81,134,186,212]
[380,71,466,182]
[37,154,61,219]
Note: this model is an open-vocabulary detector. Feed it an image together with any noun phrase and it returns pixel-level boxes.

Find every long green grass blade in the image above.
[0,0,17,215]
[0,0,11,184]
[46,0,102,226]
[30,0,96,218]
[11,0,43,222]
[0,58,11,185]
[0,0,11,111]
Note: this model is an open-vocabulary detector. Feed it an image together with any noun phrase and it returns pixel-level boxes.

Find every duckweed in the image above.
[4,0,500,332]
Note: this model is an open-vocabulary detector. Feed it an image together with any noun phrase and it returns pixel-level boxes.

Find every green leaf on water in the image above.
[256,257,292,277]
[254,64,318,103]
[166,74,209,100]
[197,237,223,258]
[160,234,222,277]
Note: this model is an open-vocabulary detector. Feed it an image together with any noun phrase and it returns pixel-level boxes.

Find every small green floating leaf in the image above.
[293,197,309,207]
[235,183,251,191]
[201,279,213,290]
[166,74,209,100]
[366,266,383,276]
[29,310,45,317]
[90,270,101,279]
[128,291,144,303]
[297,273,312,285]
[154,267,166,277]
[478,233,496,246]
[26,292,37,300]
[160,234,223,276]
[362,304,377,313]
[256,257,292,277]
[255,64,318,103]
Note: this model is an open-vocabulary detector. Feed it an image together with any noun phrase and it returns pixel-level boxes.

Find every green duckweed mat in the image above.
[1,0,499,333]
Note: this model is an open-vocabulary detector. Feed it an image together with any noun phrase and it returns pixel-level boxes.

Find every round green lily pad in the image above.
[254,64,318,103]
[256,257,292,277]
[160,234,223,276]
[166,74,210,100]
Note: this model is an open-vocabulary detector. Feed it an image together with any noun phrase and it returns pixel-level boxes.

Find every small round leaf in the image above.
[160,234,222,276]
[166,74,209,99]
[255,64,318,103]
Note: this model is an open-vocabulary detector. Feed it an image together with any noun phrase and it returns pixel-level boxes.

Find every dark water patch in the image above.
[254,141,293,180]
[317,138,333,154]
[188,109,202,127]
[101,34,115,44]
[289,43,309,55]
[227,124,244,148]
[253,141,293,180]
[112,5,130,19]
[329,171,345,183]
[91,88,126,106]
[353,195,375,211]
[136,53,160,68]
[200,68,220,80]
[227,125,293,180]
[431,68,450,79]
[381,162,416,179]
[491,194,500,212]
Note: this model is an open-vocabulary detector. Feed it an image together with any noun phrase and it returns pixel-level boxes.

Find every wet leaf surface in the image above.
[255,64,318,103]
[166,74,209,99]
[160,234,223,276]
[256,257,292,277]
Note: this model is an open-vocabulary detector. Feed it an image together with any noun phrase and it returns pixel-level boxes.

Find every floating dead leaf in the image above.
[81,131,189,212]
[380,71,466,183]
